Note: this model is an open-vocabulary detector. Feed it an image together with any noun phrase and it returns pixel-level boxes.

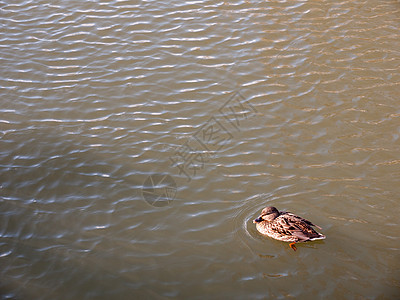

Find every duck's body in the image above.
[253,206,325,251]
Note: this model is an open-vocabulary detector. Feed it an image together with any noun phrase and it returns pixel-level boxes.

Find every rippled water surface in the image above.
[1,0,400,299]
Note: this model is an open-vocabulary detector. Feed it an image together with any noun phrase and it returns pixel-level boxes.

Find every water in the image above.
[1,0,400,298]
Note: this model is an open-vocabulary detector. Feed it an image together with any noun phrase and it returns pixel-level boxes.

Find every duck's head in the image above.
[253,206,280,223]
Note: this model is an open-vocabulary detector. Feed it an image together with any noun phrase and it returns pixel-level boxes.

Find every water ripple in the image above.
[1,0,400,298]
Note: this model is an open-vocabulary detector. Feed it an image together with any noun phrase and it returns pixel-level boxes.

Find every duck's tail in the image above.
[310,234,326,241]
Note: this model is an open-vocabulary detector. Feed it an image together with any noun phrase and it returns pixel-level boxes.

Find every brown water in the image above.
[1,0,400,299]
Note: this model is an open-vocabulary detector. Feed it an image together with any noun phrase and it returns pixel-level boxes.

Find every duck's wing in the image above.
[279,213,323,240]
[284,212,322,230]
[266,215,308,242]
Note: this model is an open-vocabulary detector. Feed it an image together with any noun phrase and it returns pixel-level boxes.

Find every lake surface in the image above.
[1,0,400,299]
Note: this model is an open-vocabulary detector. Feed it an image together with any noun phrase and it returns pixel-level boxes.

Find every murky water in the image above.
[1,0,400,298]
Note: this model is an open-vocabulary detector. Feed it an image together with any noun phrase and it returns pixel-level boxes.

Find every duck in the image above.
[253,206,325,251]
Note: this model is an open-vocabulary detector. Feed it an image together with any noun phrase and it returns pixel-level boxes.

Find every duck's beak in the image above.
[253,217,263,223]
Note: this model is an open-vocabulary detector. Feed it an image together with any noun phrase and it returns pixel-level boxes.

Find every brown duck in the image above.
[253,206,325,251]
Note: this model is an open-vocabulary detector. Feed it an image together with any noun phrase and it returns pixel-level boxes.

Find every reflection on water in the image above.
[1,0,400,298]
